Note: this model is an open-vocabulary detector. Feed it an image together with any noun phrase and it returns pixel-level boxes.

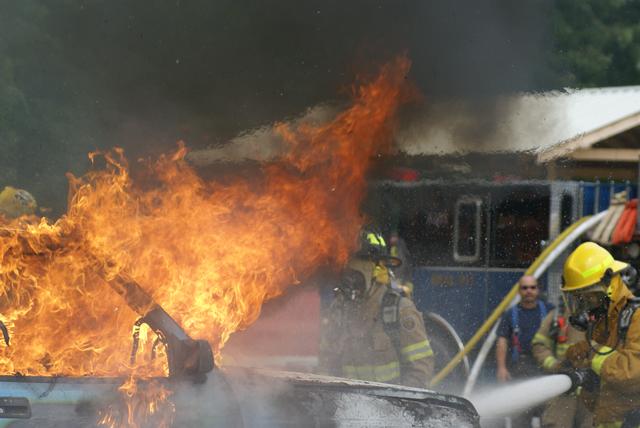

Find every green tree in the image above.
[553,0,640,87]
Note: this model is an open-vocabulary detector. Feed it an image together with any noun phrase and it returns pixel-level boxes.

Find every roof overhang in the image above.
[536,110,640,162]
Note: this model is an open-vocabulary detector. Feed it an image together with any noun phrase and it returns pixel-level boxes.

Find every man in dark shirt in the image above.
[496,275,554,382]
[496,275,554,427]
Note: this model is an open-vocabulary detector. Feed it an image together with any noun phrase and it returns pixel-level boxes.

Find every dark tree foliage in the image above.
[552,0,640,87]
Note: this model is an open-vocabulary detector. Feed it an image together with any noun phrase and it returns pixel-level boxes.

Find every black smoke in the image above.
[1,0,553,211]
[46,0,553,142]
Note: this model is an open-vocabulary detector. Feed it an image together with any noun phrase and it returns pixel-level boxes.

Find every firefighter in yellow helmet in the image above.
[318,228,434,388]
[562,242,640,427]
[0,186,37,219]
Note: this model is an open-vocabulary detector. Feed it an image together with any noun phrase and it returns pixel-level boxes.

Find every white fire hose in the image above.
[463,211,607,397]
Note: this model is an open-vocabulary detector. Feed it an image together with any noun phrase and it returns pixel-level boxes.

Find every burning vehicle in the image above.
[0,278,478,427]
[0,57,478,426]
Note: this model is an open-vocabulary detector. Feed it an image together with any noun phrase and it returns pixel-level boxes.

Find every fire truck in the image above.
[355,174,640,390]
[364,177,638,342]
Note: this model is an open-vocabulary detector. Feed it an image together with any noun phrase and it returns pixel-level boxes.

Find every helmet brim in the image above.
[561,259,630,292]
[354,253,402,268]
[611,260,629,275]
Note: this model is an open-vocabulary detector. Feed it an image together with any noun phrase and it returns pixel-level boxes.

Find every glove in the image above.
[565,341,591,368]
[565,368,600,394]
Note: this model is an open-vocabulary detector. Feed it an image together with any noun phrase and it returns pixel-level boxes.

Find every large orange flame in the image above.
[0,56,412,377]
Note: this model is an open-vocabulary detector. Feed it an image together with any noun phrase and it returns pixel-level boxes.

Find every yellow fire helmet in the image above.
[0,186,37,219]
[562,242,628,292]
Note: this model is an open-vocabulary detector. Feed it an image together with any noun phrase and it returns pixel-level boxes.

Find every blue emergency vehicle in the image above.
[364,178,638,342]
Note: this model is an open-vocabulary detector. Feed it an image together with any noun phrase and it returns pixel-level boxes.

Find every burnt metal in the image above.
[218,367,481,428]
[141,308,213,379]
[129,318,145,365]
[110,272,214,378]
[150,336,162,360]
[0,320,9,346]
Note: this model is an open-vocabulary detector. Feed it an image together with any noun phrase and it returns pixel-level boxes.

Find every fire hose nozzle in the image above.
[565,369,599,394]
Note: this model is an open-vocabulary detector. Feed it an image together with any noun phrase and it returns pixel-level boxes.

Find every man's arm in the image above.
[496,314,511,382]
[396,299,434,388]
[496,337,511,382]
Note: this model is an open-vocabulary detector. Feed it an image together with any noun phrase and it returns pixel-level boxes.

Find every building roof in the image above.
[397,85,640,162]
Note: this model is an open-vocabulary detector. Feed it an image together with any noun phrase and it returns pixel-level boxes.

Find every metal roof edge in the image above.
[537,110,640,163]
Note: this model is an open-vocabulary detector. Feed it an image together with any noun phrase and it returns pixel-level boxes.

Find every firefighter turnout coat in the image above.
[532,309,586,372]
[566,277,640,426]
[532,309,592,428]
[319,281,434,388]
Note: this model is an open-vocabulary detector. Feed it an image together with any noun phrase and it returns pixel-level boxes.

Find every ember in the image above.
[0,55,412,380]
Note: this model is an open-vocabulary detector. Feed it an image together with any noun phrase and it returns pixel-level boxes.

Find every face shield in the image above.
[562,283,608,314]
[337,259,377,301]
[562,283,608,331]
[338,268,367,301]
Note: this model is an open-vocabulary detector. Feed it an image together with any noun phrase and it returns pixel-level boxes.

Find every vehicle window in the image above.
[454,197,482,263]
[367,185,486,267]
[491,190,549,268]
[396,188,456,266]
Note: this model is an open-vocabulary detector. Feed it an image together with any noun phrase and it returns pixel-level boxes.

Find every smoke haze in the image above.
[1,0,554,211]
